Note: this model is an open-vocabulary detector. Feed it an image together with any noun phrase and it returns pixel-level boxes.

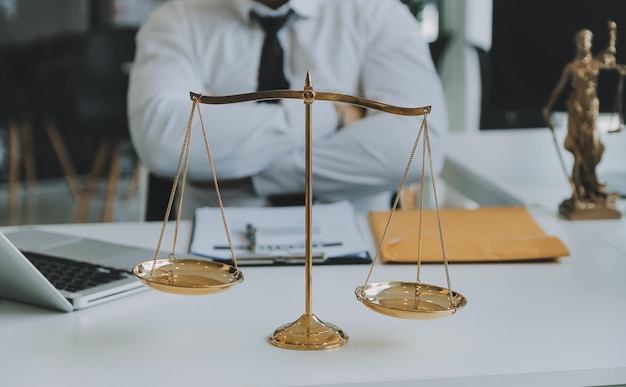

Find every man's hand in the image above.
[335,103,366,129]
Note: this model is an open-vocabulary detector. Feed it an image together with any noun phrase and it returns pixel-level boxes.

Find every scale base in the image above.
[268,313,348,350]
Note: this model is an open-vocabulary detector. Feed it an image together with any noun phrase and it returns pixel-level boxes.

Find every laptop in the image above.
[0,228,157,312]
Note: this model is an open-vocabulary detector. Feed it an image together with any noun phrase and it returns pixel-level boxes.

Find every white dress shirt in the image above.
[128,0,448,214]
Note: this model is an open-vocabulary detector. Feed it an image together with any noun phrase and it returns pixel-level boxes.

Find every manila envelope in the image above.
[368,206,570,263]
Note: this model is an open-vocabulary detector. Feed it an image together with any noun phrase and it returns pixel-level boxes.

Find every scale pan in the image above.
[133,258,243,295]
[355,281,466,320]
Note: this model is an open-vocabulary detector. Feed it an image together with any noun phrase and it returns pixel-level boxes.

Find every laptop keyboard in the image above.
[24,252,130,293]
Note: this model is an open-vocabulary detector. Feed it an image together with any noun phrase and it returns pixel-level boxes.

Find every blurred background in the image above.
[1,0,625,226]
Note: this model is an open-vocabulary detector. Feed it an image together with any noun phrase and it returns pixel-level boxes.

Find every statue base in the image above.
[559,194,622,220]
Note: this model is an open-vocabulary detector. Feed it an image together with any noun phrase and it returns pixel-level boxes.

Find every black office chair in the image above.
[1,33,92,225]
[0,42,35,224]
[145,173,175,221]
[34,33,89,199]
[72,27,139,222]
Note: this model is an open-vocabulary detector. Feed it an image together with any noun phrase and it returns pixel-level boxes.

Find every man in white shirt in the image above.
[128,0,448,218]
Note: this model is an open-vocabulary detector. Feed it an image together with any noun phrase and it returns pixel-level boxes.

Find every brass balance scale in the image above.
[133,72,467,350]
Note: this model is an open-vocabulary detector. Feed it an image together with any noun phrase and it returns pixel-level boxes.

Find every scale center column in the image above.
[267,72,349,350]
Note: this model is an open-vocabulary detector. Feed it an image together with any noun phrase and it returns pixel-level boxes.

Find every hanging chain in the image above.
[149,98,197,280]
[423,122,457,311]
[148,97,240,282]
[361,114,457,311]
[195,99,240,269]
[363,115,425,286]
[415,115,427,287]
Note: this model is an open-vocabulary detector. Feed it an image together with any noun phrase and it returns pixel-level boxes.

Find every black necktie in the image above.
[252,10,294,102]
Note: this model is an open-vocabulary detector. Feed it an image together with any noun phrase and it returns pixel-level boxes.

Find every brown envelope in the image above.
[368,206,570,263]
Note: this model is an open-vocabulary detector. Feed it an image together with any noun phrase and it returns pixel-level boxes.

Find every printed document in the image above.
[190,201,370,265]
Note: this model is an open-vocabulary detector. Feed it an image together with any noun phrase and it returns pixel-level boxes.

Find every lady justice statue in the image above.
[544,20,626,220]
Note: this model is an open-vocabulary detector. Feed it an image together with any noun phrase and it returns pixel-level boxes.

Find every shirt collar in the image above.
[229,0,317,23]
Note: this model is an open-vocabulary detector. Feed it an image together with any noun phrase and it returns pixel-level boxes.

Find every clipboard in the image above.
[189,201,371,266]
[368,206,570,263]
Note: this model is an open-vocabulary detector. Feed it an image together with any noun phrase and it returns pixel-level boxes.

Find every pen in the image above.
[246,223,257,253]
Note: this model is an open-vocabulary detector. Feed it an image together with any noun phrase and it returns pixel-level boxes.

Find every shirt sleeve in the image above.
[253,1,448,202]
[127,3,337,181]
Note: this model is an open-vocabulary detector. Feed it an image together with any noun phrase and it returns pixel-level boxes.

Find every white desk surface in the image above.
[2,129,626,387]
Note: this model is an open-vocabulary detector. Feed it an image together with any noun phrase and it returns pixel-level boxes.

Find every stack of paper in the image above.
[190,201,371,265]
